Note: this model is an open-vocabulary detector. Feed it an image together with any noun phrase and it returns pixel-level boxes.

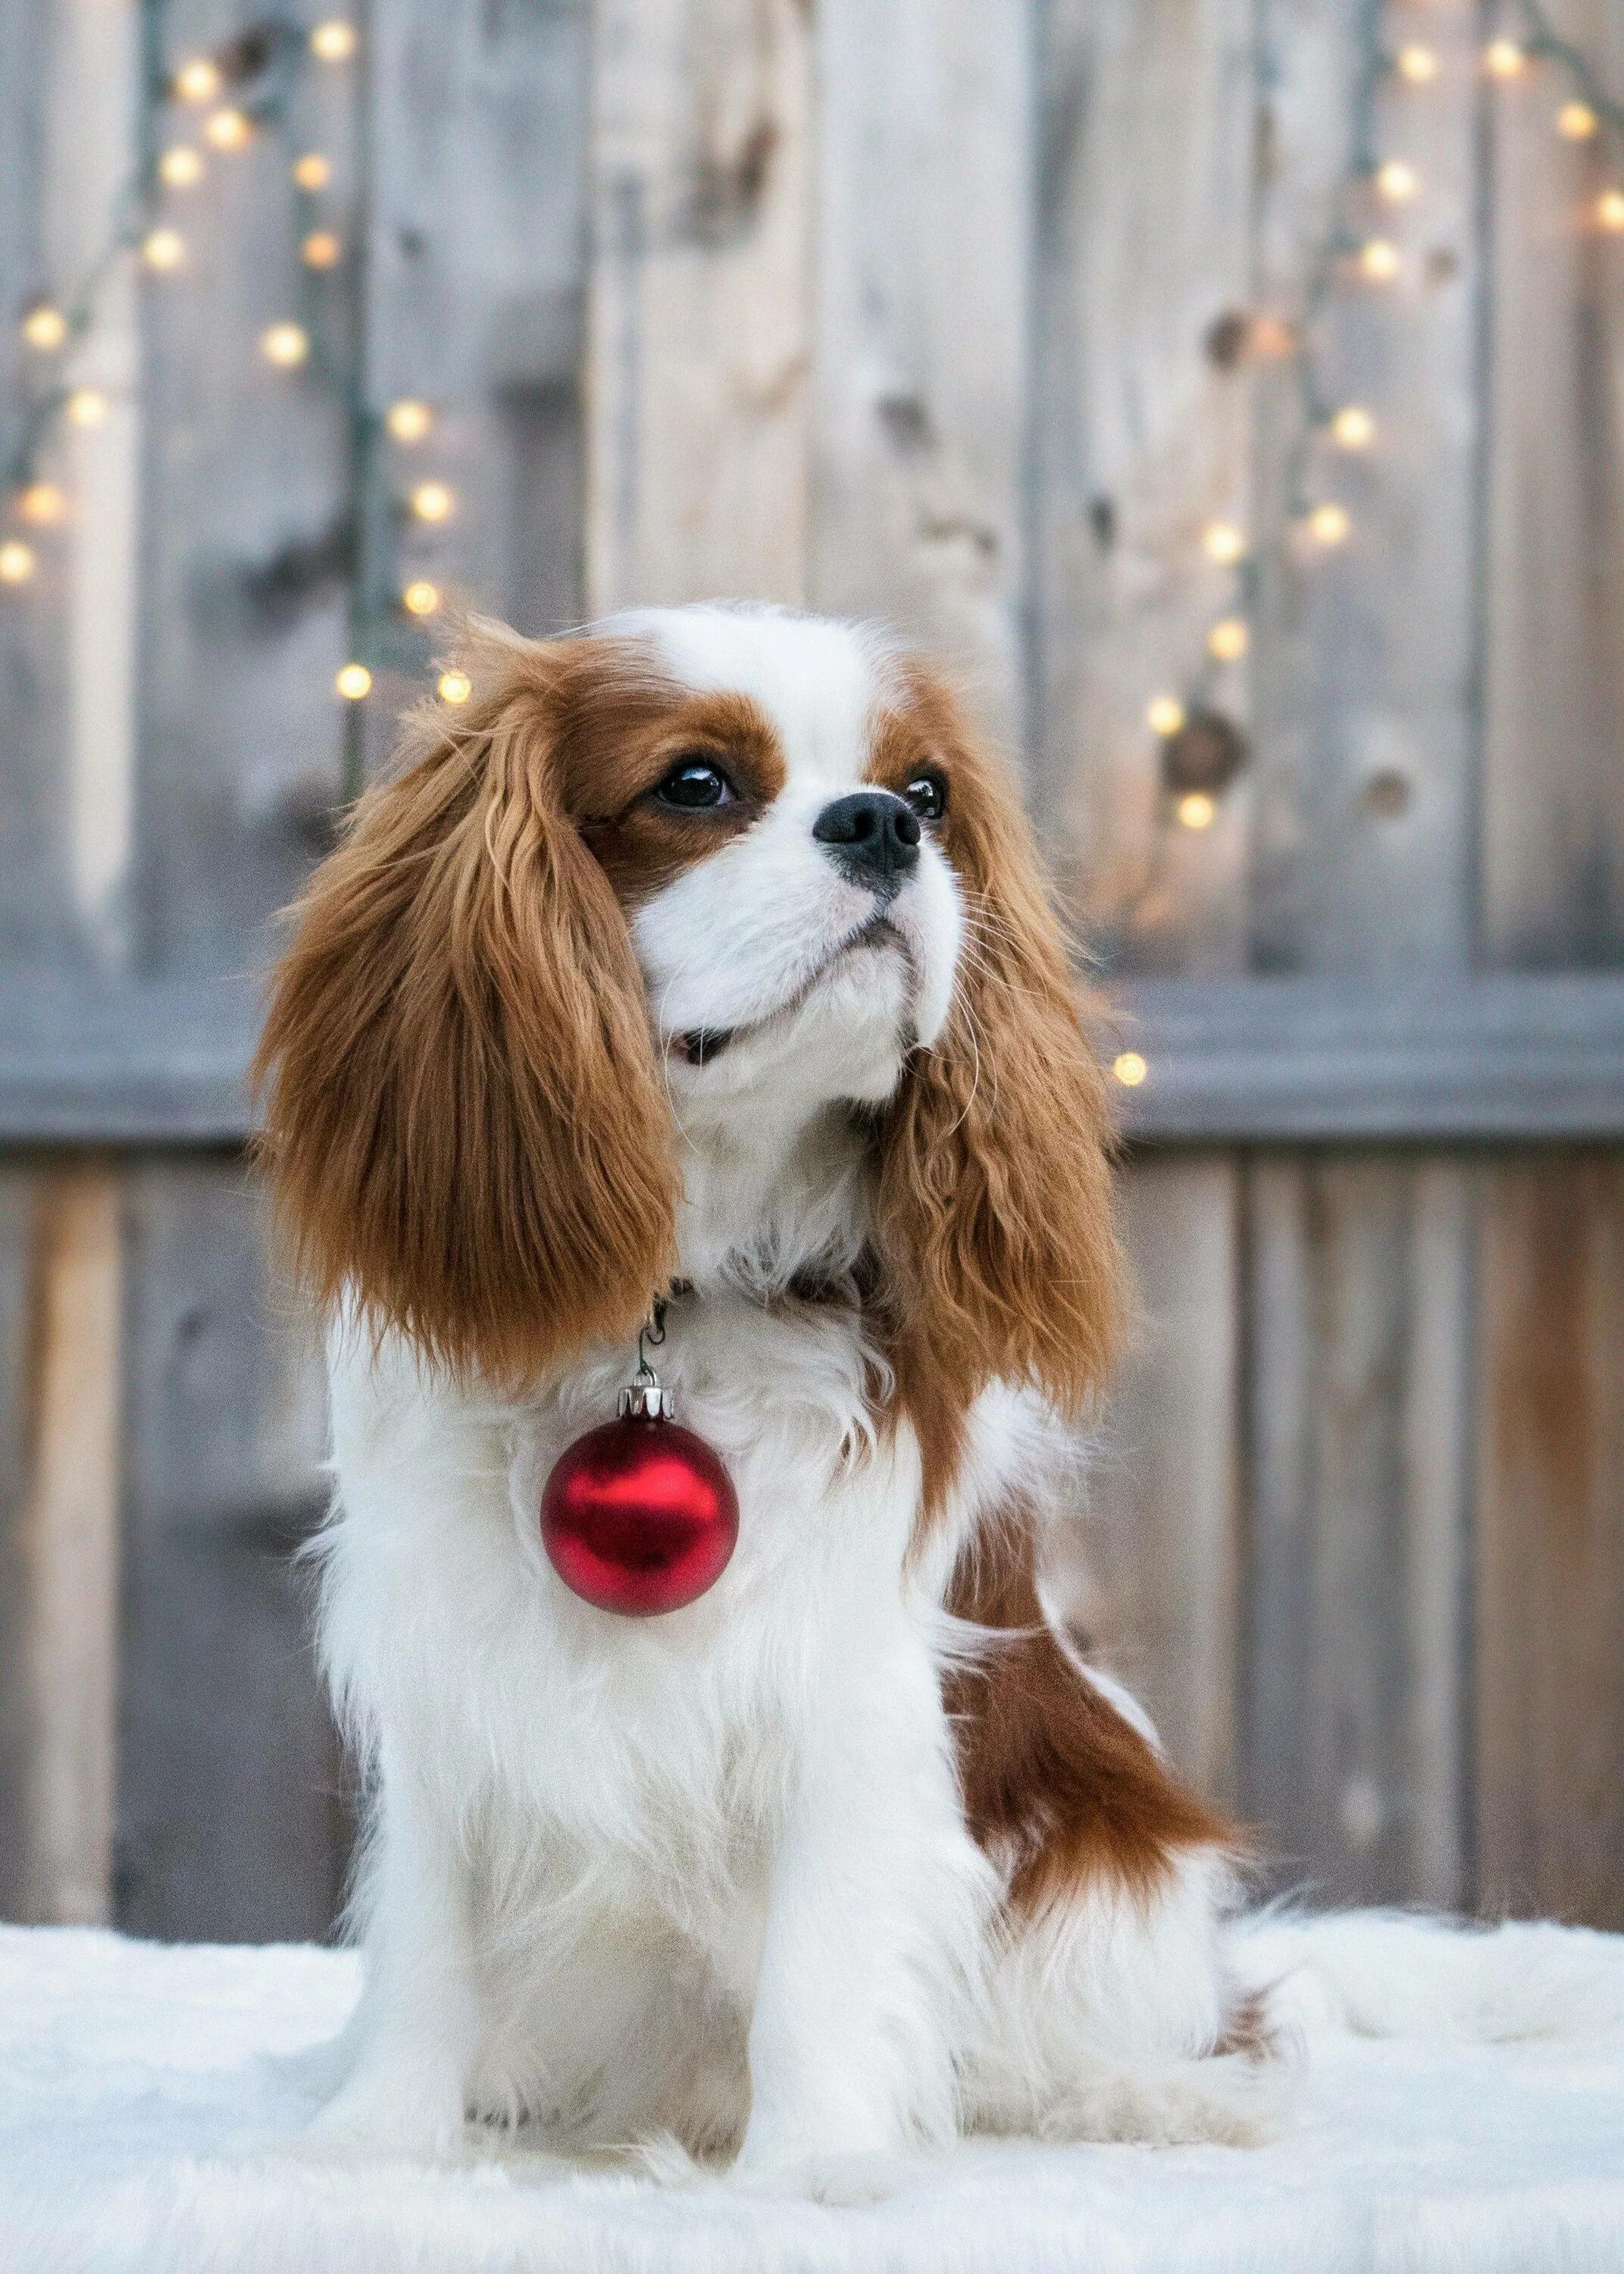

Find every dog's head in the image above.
[255,606,1117,1455]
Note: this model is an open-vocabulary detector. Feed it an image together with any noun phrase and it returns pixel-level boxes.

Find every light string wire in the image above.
[0,2,465,799]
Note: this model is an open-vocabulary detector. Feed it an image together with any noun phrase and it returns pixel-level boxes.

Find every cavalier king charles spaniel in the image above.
[255,603,1281,2185]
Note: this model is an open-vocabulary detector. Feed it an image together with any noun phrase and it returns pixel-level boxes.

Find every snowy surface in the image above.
[3,1920,1624,2273]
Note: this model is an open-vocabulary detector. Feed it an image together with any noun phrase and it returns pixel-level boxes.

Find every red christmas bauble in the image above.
[540,1414,739,1617]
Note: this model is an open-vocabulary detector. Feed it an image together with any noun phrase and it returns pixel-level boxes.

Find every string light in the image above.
[1249,314,1297,359]
[1146,695,1186,737]
[205,108,252,151]
[1359,238,1401,280]
[336,662,372,699]
[1203,520,1246,565]
[1308,503,1352,546]
[173,58,222,103]
[21,305,67,350]
[292,152,332,191]
[0,542,36,584]
[261,321,310,368]
[1397,45,1438,83]
[1598,190,1624,230]
[1207,618,1249,661]
[17,483,64,525]
[438,668,472,704]
[158,146,205,187]
[1111,1051,1149,1088]
[1177,792,1217,830]
[1559,100,1599,138]
[1485,38,1528,78]
[65,389,108,428]
[1377,159,1420,202]
[142,228,186,271]
[411,480,453,522]
[311,20,358,60]
[1331,405,1376,449]
[302,230,343,268]
[386,399,432,443]
[402,579,440,616]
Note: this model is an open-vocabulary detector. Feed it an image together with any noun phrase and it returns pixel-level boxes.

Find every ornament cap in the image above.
[618,1377,675,1421]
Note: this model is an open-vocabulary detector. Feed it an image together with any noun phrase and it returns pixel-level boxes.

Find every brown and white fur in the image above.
[255,603,1281,2188]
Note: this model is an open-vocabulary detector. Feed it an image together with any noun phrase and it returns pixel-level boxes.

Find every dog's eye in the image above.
[654,758,737,810]
[903,771,947,822]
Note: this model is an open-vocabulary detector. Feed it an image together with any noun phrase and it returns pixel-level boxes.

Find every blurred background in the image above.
[3,0,1623,1944]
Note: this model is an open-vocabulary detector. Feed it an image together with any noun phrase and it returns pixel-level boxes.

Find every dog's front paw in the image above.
[293,2070,468,2165]
[730,2119,925,2204]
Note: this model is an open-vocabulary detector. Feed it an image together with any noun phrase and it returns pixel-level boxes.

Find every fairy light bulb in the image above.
[1249,314,1297,359]
[1177,792,1217,830]
[1203,519,1246,565]
[0,541,36,584]
[1112,1051,1148,1088]
[402,579,440,616]
[336,662,372,699]
[311,20,357,59]
[66,387,108,427]
[1207,617,1249,662]
[18,484,64,525]
[386,399,432,443]
[302,230,343,268]
[1397,45,1438,83]
[261,321,309,368]
[1485,39,1526,79]
[158,146,204,187]
[1360,237,1401,280]
[205,108,252,150]
[22,305,67,350]
[142,228,186,271]
[1309,502,1352,546]
[411,480,453,522]
[438,668,473,704]
[174,57,221,102]
[1559,101,1599,139]
[1331,405,1376,449]
[1146,695,1186,738]
[293,152,332,191]
[1377,159,1420,202]
[1597,190,1624,230]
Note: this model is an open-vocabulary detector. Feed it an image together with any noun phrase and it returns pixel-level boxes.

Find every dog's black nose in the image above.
[812,791,921,891]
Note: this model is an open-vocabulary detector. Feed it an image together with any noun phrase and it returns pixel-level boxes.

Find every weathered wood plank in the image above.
[812,0,1031,736]
[587,0,811,612]
[1067,1154,1241,1806]
[1030,0,1257,970]
[1243,1154,1469,1906]
[115,1160,341,1942]
[1481,0,1624,969]
[1478,1154,1624,1928]
[1248,0,1480,974]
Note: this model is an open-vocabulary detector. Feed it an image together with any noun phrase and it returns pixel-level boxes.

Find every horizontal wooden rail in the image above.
[3,973,1624,1146]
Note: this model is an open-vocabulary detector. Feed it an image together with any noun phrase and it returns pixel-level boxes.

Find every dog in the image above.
[255,603,1281,2184]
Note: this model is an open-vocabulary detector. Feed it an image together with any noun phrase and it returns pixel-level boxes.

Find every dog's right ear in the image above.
[252,636,678,1386]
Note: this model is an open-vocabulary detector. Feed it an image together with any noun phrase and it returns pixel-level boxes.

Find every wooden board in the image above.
[1478,1154,1624,1928]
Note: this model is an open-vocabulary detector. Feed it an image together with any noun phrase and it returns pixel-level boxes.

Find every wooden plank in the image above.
[0,1168,38,1919]
[812,0,1031,735]
[587,0,812,612]
[1242,1154,1469,1906]
[0,1166,123,1925]
[116,1159,342,1942]
[1248,0,1480,975]
[1481,0,1624,969]
[1028,0,1257,970]
[1478,1154,1624,1928]
[1062,1154,1241,1806]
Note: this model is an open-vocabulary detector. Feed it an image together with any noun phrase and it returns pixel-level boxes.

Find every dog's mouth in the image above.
[671,916,909,1069]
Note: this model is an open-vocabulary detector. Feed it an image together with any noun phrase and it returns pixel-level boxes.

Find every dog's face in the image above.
[255,605,1118,1471]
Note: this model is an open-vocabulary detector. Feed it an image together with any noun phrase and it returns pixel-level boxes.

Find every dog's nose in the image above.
[812,791,921,890]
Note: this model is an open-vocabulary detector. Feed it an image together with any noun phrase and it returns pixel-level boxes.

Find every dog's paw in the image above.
[727,2141,925,2204]
[286,2074,470,2166]
[1036,2050,1297,2149]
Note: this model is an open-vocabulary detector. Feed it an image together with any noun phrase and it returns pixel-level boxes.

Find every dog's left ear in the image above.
[871,673,1120,1427]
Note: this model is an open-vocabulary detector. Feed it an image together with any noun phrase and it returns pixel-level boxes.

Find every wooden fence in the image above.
[2,0,1622,1939]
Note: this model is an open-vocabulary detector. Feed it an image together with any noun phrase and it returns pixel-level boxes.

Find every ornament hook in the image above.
[622,1295,674,1421]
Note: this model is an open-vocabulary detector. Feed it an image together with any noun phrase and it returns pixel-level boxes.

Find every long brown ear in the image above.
[252,637,677,1384]
[872,671,1120,1467]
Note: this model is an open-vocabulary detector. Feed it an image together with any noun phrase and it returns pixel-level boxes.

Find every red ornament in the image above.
[540,1357,738,1618]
